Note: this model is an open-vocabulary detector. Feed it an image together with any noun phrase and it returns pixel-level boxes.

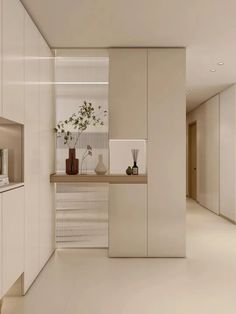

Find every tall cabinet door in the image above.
[109,49,147,139]
[0,194,2,299]
[2,188,24,296]
[2,0,25,123]
[147,48,186,257]
[109,184,147,257]
[24,12,40,293]
[0,0,2,117]
[39,36,55,269]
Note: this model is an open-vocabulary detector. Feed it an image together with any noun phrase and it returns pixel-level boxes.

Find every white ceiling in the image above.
[21,0,236,112]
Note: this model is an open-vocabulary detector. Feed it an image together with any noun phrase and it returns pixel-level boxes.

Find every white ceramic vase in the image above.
[95,154,107,175]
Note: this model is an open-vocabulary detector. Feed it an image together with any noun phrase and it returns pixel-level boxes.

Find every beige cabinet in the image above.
[108,48,186,258]
[0,194,2,299]
[0,0,55,295]
[39,36,55,269]
[0,0,2,117]
[109,48,147,139]
[24,19,55,293]
[109,184,147,257]
[2,0,25,123]
[24,12,41,292]
[147,48,186,257]
[2,188,24,296]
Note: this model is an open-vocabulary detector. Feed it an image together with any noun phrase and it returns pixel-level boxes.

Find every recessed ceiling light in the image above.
[217,62,224,65]
[210,69,216,72]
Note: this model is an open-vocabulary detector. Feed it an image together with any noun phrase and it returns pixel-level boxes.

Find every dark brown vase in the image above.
[66,148,79,175]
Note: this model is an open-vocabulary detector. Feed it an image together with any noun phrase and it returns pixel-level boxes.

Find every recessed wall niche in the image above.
[109,139,147,174]
[0,117,24,183]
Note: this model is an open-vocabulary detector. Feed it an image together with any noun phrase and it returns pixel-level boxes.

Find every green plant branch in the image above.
[54,101,107,148]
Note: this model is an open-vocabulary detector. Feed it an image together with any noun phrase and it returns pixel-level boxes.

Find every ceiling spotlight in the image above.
[210,69,216,72]
[217,62,224,66]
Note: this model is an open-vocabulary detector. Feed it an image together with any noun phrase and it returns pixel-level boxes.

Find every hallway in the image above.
[2,199,236,314]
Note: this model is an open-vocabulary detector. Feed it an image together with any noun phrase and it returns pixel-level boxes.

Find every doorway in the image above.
[188,122,197,200]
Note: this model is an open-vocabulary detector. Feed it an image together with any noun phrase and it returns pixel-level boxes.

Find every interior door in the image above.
[188,122,197,200]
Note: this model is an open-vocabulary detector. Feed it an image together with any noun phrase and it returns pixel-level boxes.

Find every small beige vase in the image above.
[95,154,107,175]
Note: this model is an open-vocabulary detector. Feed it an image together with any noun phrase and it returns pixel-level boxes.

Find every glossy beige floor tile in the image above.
[2,199,236,314]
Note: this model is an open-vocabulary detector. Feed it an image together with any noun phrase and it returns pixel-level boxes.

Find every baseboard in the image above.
[23,249,56,295]
[219,213,236,224]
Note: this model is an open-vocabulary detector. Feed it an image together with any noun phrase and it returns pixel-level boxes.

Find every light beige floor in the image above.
[3,199,236,314]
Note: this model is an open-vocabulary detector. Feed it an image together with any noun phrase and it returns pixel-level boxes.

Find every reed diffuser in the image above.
[131,149,139,175]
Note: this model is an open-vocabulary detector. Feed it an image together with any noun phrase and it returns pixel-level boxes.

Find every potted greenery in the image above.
[54,101,107,175]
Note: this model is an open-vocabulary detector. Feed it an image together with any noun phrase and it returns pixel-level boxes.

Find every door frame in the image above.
[188,121,197,200]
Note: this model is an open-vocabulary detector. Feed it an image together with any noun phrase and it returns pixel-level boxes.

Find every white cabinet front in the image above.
[2,0,25,123]
[109,49,147,139]
[0,0,2,117]
[39,35,55,269]
[147,48,186,257]
[0,194,2,299]
[2,188,24,296]
[24,17,55,293]
[109,184,147,257]
[24,12,40,292]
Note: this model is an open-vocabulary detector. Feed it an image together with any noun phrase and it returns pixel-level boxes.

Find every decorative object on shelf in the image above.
[95,154,107,175]
[0,175,9,186]
[131,149,139,175]
[126,166,132,175]
[66,148,79,175]
[0,149,8,176]
[0,149,9,184]
[54,101,107,174]
[80,145,92,174]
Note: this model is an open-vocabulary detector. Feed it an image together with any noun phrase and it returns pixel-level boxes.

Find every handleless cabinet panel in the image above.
[147,48,186,257]
[0,0,2,116]
[0,194,2,299]
[24,12,40,293]
[109,184,147,257]
[39,36,55,269]
[2,0,25,123]
[109,49,147,139]
[2,188,24,296]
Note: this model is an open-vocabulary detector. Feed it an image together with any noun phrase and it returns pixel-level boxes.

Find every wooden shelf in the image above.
[0,182,24,193]
[50,173,147,184]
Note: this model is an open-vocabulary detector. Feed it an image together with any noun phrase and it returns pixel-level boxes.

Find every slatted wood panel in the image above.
[56,183,108,248]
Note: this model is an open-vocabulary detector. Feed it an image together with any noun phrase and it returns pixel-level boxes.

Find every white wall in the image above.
[187,95,220,214]
[220,85,236,222]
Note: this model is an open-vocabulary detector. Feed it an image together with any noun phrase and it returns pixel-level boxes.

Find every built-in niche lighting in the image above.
[210,69,216,72]
[217,62,224,66]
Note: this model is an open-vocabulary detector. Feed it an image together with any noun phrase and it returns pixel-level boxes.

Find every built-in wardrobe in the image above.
[0,0,55,300]
[109,48,186,257]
